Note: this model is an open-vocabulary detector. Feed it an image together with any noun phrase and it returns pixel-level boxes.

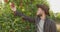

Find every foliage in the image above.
[49,11,55,20]
[0,0,48,32]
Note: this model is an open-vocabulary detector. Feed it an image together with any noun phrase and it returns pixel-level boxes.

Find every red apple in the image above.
[4,0,8,3]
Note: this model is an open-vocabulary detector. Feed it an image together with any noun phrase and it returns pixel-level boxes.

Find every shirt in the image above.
[37,19,45,32]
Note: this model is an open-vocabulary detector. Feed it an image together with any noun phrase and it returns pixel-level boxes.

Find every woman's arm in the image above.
[14,11,35,23]
[50,21,57,32]
[10,2,35,23]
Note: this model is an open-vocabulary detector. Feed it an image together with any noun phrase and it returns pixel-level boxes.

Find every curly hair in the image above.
[36,4,50,16]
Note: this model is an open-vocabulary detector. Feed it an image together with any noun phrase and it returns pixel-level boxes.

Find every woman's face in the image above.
[36,8,44,16]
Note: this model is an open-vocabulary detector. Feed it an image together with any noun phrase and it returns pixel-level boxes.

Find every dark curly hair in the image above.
[36,4,50,16]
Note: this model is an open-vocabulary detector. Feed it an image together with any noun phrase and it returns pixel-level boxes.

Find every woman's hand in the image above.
[10,2,16,11]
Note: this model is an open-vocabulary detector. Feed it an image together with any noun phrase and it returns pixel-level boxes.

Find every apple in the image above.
[4,0,8,3]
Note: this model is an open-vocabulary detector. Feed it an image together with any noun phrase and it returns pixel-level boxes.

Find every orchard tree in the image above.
[0,0,49,32]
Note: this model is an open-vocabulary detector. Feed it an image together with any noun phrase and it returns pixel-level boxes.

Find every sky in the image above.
[47,0,60,13]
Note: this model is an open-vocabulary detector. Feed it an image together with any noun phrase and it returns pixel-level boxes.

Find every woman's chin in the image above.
[36,14,42,17]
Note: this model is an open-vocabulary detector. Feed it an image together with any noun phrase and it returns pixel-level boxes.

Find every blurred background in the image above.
[0,0,60,32]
